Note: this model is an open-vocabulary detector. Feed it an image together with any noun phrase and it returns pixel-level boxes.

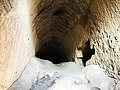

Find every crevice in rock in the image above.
[80,40,95,66]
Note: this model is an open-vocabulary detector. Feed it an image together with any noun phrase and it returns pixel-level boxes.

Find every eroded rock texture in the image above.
[0,0,34,90]
[86,0,120,80]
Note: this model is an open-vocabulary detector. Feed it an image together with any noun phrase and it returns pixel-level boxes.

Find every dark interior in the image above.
[36,44,69,64]
[34,0,95,65]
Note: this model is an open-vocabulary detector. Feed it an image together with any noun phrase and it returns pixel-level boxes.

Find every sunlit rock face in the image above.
[0,0,34,90]
[85,0,120,79]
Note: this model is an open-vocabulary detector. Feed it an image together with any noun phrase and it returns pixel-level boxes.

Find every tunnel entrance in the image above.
[34,0,95,65]
[35,43,70,64]
[80,40,95,66]
[35,39,95,65]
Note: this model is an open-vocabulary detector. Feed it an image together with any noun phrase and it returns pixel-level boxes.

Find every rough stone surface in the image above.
[86,0,120,80]
[0,0,34,90]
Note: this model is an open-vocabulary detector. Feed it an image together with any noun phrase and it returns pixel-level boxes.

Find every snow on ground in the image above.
[9,57,119,90]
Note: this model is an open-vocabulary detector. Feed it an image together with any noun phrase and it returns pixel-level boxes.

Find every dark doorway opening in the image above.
[80,40,95,66]
[35,44,69,64]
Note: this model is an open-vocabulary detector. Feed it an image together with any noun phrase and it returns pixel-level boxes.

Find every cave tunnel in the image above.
[34,0,95,65]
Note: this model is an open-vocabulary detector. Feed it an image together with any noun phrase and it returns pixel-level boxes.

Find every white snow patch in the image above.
[9,57,117,90]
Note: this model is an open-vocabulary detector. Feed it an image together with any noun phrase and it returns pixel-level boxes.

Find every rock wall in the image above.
[86,0,120,80]
[0,0,34,90]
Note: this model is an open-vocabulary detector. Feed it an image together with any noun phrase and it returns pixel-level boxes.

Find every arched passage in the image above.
[33,0,95,64]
